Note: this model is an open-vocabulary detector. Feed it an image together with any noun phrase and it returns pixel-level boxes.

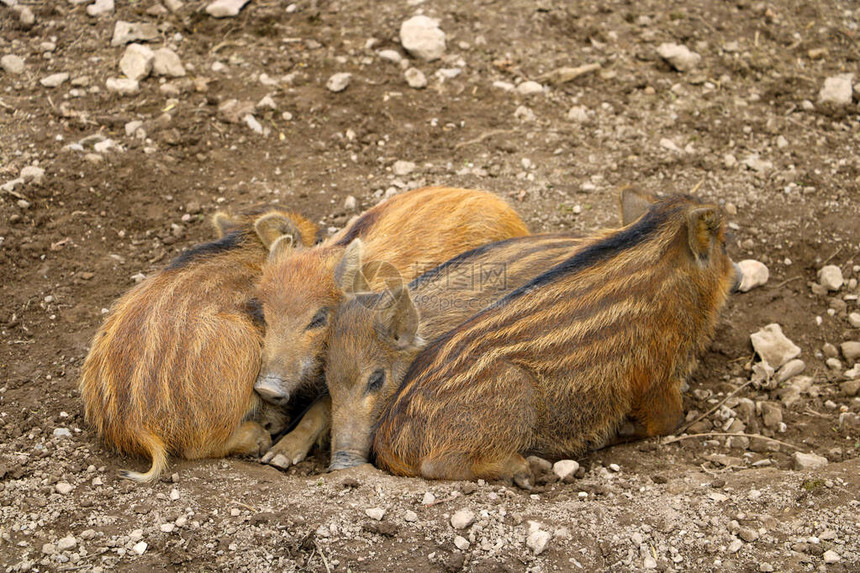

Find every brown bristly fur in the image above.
[78,208,318,482]
[372,192,738,485]
[254,187,529,464]
[325,232,589,469]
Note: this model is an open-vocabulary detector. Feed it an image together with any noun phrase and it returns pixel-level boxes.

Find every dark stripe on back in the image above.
[333,209,380,246]
[166,230,245,270]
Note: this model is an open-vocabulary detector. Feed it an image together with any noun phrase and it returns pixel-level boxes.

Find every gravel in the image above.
[400,16,446,61]
[404,67,427,89]
[119,44,154,82]
[111,21,159,46]
[793,452,829,470]
[86,0,114,17]
[819,265,844,291]
[751,323,801,369]
[326,72,352,93]
[206,0,250,18]
[1,54,25,75]
[657,43,701,72]
[818,74,855,106]
[152,48,186,78]
[450,509,475,530]
[40,73,69,88]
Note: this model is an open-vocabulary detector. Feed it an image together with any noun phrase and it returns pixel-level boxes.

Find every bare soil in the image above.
[1,0,859,571]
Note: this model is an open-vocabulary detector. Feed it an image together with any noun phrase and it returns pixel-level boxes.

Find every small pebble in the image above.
[404,67,427,89]
[365,507,385,521]
[326,72,351,93]
[450,509,475,530]
[55,482,73,495]
[819,265,844,291]
[453,535,470,550]
[736,260,769,292]
[526,529,551,555]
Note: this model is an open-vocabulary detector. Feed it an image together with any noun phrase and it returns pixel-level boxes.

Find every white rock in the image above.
[1,54,25,75]
[818,74,854,106]
[392,160,416,176]
[404,510,418,522]
[344,195,357,210]
[400,16,446,61]
[819,265,844,291]
[841,341,860,363]
[743,154,773,173]
[132,541,148,555]
[450,509,475,530]
[379,49,402,64]
[724,153,738,168]
[657,43,701,72]
[42,543,56,555]
[56,536,77,551]
[40,73,69,88]
[365,507,385,521]
[516,80,543,96]
[160,523,175,533]
[52,427,71,438]
[106,77,140,95]
[660,138,681,153]
[552,459,579,480]
[206,0,249,18]
[165,0,184,11]
[256,95,276,110]
[793,451,828,470]
[326,72,351,93]
[492,80,515,91]
[514,105,535,122]
[453,535,470,551]
[86,0,114,17]
[20,165,45,185]
[244,114,264,134]
[736,260,769,292]
[727,538,743,553]
[404,67,427,89]
[55,482,73,494]
[169,488,180,500]
[849,313,860,328]
[125,120,144,136]
[421,492,435,505]
[152,48,186,77]
[526,530,551,555]
[823,550,841,564]
[120,44,154,82]
[111,21,159,46]
[750,324,801,369]
[567,105,589,122]
[643,556,658,569]
[776,359,805,383]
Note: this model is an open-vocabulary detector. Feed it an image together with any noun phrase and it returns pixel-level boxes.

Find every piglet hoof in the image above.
[267,453,292,470]
[513,473,534,491]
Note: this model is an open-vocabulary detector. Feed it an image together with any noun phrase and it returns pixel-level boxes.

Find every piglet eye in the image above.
[307,308,328,330]
[366,369,385,393]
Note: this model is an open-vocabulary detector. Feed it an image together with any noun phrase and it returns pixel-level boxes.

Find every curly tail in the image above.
[119,432,168,483]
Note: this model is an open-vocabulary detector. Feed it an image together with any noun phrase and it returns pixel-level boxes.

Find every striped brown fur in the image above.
[78,208,319,482]
[253,187,529,466]
[325,233,589,470]
[371,191,739,487]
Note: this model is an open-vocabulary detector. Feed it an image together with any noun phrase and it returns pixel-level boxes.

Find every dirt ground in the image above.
[1,0,859,571]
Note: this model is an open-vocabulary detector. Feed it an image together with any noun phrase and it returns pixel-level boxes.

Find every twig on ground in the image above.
[662,432,803,451]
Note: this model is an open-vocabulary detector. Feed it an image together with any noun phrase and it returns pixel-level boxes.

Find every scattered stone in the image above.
[842,341,860,363]
[256,95,276,110]
[657,43,701,72]
[849,312,860,328]
[218,99,255,123]
[392,160,416,176]
[20,165,45,185]
[526,529,551,555]
[750,324,801,369]
[516,81,543,96]
[826,357,842,371]
[823,550,841,564]
[56,536,77,551]
[206,0,249,18]
[86,0,114,17]
[152,48,186,77]
[736,260,769,292]
[42,543,56,555]
[819,265,844,291]
[1,54,25,75]
[40,73,69,88]
[106,77,140,95]
[567,105,589,123]
[404,510,418,522]
[404,67,427,89]
[738,527,759,542]
[132,541,147,555]
[450,509,475,530]
[453,535,470,551]
[421,492,435,505]
[643,556,658,569]
[165,0,184,11]
[818,74,854,106]
[839,412,860,430]
[111,21,159,47]
[776,359,805,383]
[378,49,402,64]
[552,459,579,481]
[493,80,515,92]
[55,482,73,494]
[400,16,446,61]
[727,538,743,553]
[120,44,154,82]
[724,153,738,168]
[365,507,385,521]
[793,452,828,470]
[841,380,860,396]
[743,155,773,173]
[52,427,71,438]
[243,114,264,134]
[326,72,351,93]
[16,5,35,27]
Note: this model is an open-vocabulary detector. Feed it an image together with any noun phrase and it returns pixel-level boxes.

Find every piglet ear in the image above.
[211,212,241,238]
[254,213,306,250]
[685,206,723,262]
[618,186,658,226]
[379,285,420,349]
[334,239,371,294]
[267,234,295,262]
